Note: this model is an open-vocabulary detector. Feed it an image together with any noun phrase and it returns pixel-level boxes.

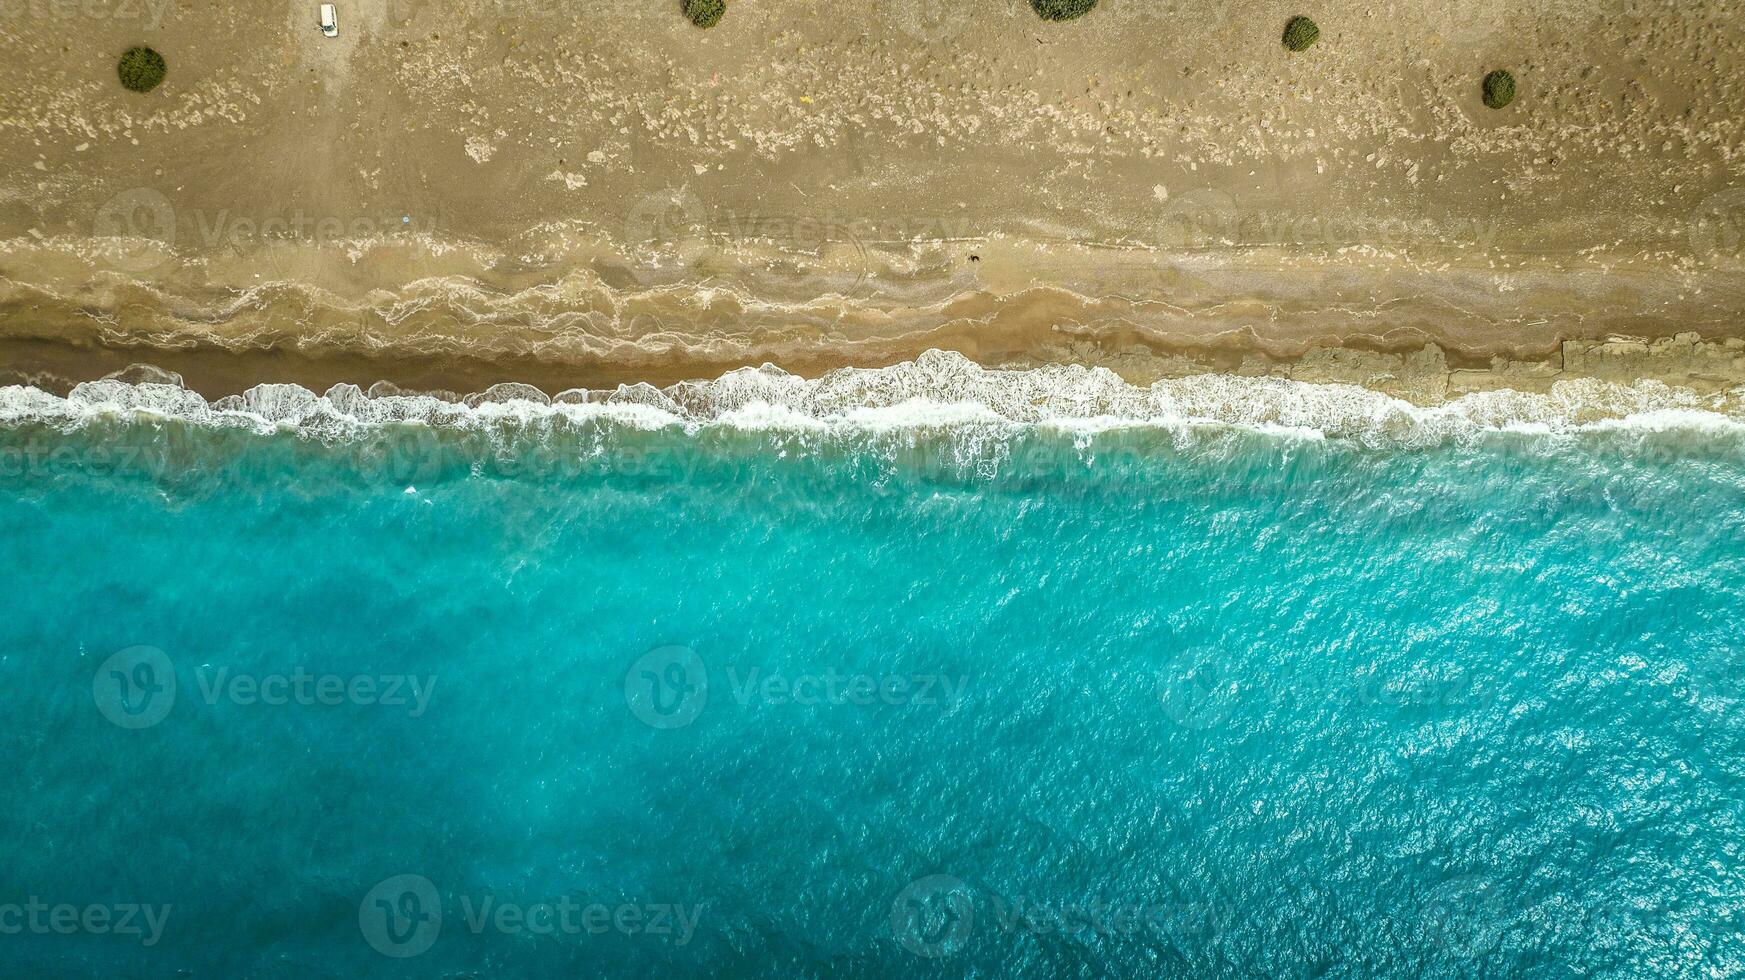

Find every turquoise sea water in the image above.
[2,360,1744,977]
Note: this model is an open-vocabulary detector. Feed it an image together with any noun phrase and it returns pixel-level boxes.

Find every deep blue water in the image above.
[1,411,1742,977]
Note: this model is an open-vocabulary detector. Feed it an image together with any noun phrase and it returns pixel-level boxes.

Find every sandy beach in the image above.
[1,0,1743,398]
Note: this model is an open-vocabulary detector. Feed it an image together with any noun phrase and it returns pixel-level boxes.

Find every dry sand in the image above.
[1,0,1743,397]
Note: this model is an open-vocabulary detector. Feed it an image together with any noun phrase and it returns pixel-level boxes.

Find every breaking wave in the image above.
[3,350,1743,449]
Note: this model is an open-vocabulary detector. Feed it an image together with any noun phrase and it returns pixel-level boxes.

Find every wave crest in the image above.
[3,350,1742,448]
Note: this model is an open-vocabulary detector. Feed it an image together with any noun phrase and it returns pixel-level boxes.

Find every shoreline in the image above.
[4,331,1741,411]
[6,348,1742,465]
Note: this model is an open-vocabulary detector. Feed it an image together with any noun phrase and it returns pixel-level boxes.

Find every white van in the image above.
[318,2,338,36]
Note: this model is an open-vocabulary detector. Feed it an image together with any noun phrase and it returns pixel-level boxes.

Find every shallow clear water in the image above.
[2,404,1743,976]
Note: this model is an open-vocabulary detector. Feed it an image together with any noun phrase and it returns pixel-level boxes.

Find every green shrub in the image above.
[1030,0,1098,21]
[1482,69,1516,109]
[683,0,724,28]
[117,47,165,93]
[1282,16,1319,51]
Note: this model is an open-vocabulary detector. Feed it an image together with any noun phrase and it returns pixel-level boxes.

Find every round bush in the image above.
[117,47,165,93]
[683,0,724,28]
[1282,16,1319,51]
[1030,0,1098,21]
[1483,69,1516,109]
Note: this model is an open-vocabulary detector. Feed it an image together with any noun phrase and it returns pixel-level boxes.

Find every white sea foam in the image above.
[2,350,1742,448]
